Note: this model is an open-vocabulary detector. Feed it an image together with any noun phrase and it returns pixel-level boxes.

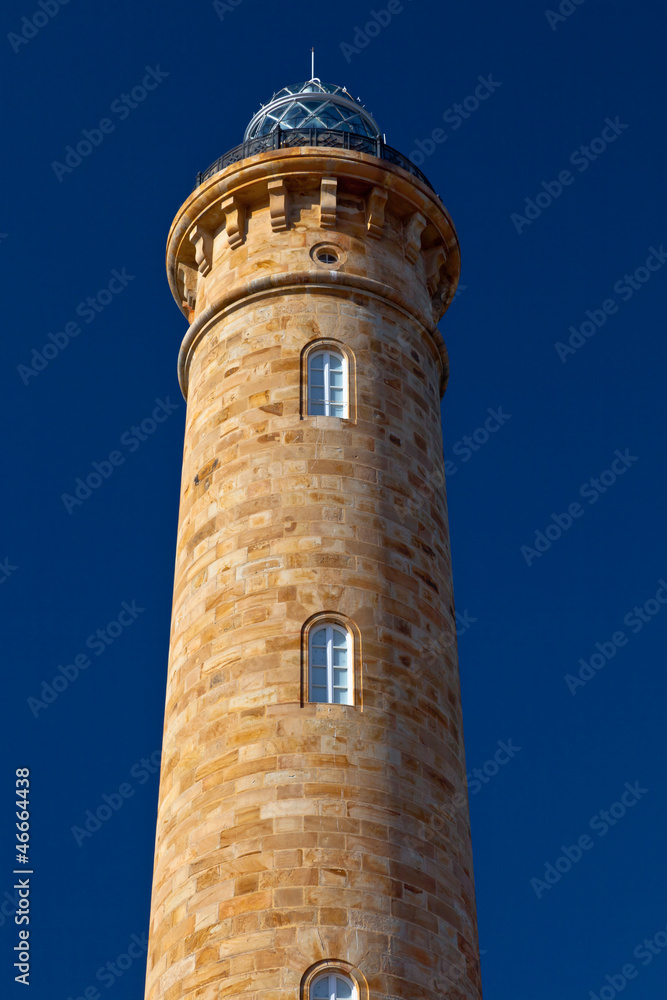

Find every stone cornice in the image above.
[166,147,460,310]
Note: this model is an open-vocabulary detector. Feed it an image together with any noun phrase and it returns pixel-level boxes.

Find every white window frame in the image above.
[308,624,352,705]
[311,972,357,1000]
[307,349,348,418]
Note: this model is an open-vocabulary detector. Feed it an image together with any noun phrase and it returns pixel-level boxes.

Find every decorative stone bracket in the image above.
[366,186,388,239]
[178,263,197,312]
[424,244,451,320]
[320,177,338,229]
[219,194,246,249]
[424,246,447,296]
[188,225,213,276]
[268,179,289,232]
[405,211,427,264]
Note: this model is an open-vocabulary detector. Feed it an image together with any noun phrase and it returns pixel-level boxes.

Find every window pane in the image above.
[310,355,325,369]
[311,666,328,686]
[309,403,326,415]
[335,978,353,999]
[333,667,347,687]
[311,686,329,703]
[311,646,327,667]
[333,688,348,704]
[329,370,343,386]
[312,978,329,999]
[328,354,343,371]
[333,647,347,667]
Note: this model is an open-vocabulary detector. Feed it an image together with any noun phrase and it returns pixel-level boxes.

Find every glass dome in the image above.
[245,80,381,141]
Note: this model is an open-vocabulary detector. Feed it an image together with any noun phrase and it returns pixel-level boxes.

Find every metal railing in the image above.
[194,128,434,191]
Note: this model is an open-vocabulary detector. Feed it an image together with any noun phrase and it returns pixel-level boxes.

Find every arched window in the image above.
[308,350,347,417]
[309,624,351,704]
[312,973,356,1000]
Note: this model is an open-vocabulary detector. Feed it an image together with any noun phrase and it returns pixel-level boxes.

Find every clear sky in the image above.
[1,0,666,997]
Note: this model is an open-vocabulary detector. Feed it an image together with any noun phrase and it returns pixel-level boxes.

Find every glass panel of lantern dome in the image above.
[310,403,326,415]
[333,688,348,704]
[336,979,353,999]
[310,355,325,369]
[312,979,329,999]
[333,668,347,687]
[332,629,347,645]
[330,389,344,404]
[311,686,328,703]
[311,667,328,686]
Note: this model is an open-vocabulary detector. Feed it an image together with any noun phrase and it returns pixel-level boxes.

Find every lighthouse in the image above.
[145,78,482,1000]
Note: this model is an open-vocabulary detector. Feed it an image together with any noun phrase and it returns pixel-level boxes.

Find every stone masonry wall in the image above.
[144,151,482,1000]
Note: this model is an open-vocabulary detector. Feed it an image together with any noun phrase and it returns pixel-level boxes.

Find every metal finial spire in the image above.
[311,47,315,81]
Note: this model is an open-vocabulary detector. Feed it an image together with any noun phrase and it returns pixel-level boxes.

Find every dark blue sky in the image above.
[1,1,666,997]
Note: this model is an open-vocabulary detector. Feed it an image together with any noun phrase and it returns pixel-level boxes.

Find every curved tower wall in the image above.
[145,144,482,1000]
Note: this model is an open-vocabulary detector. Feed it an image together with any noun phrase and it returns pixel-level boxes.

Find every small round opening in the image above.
[317,251,339,265]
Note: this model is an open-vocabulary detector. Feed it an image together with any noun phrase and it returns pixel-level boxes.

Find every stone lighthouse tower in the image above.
[145,79,482,1000]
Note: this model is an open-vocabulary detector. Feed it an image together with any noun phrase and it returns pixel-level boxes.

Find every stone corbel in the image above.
[268,179,289,232]
[219,194,246,249]
[178,263,197,312]
[188,224,213,276]
[405,211,427,263]
[431,280,451,322]
[320,177,338,229]
[424,245,447,296]
[366,186,388,239]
